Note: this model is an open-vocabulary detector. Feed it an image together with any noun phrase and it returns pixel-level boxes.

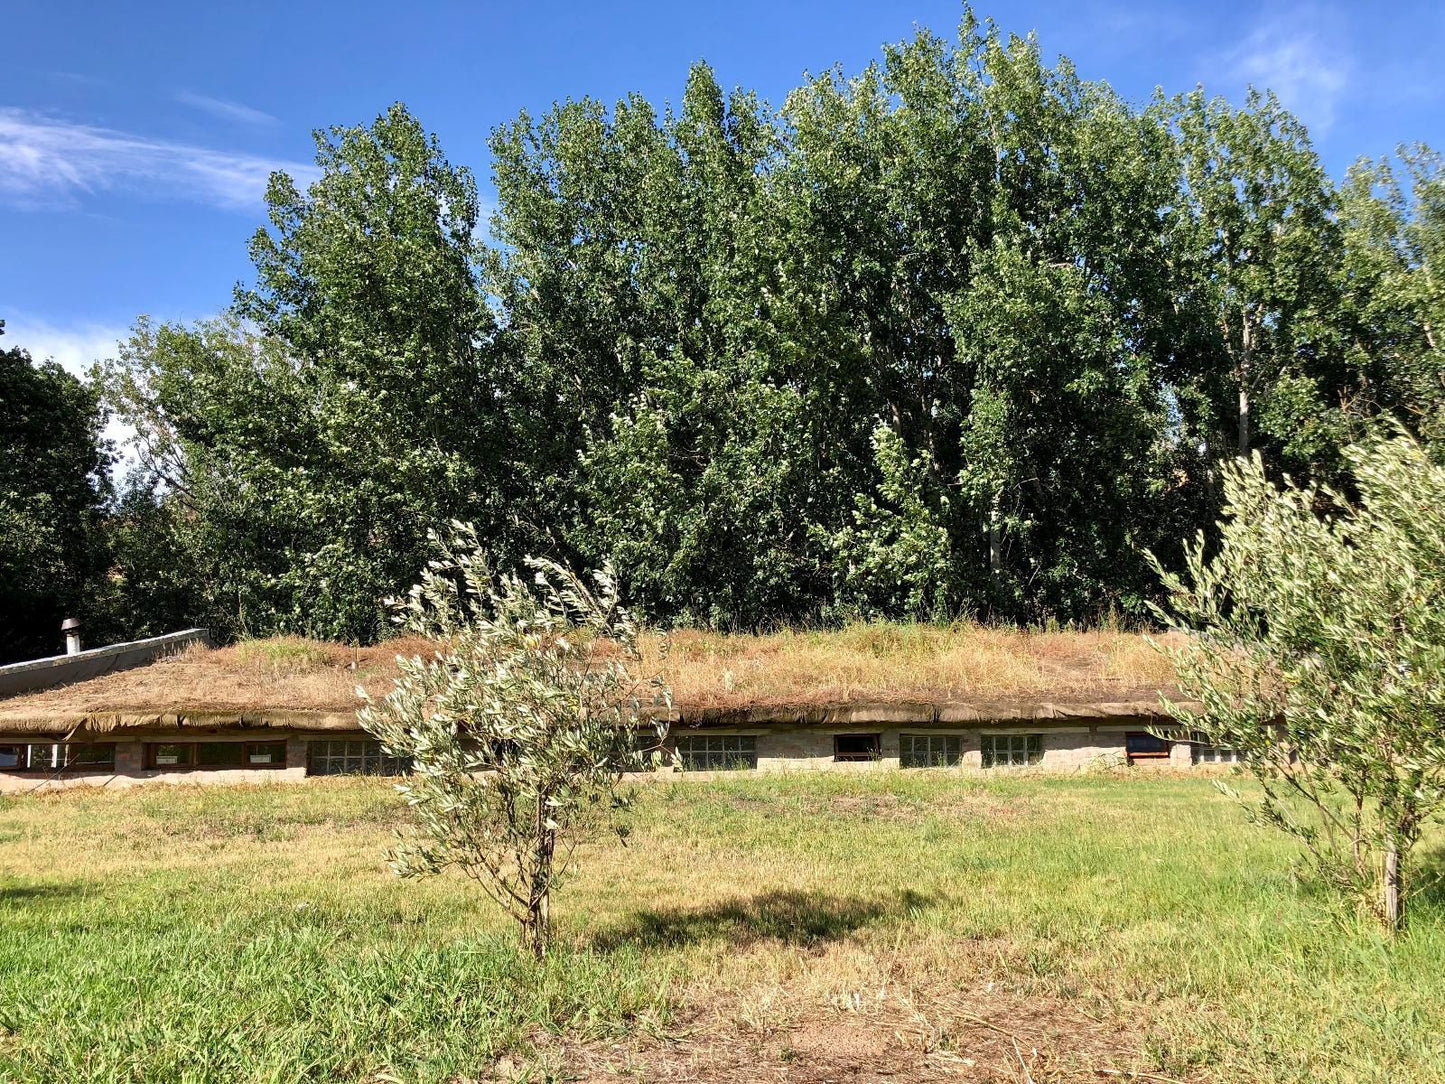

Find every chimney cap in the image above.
[61,617,82,632]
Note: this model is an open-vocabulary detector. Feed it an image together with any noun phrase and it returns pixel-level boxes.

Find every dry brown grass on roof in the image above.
[0,635,436,716]
[0,623,1178,718]
[641,624,1179,710]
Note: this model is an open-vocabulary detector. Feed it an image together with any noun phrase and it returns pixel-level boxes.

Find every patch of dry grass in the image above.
[645,623,1179,710]
[0,635,435,717]
[0,623,1179,720]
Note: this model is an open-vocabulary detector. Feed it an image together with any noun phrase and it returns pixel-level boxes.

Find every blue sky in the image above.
[4,0,1444,376]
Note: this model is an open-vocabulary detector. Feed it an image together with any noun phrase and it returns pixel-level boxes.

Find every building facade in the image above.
[0,701,1234,793]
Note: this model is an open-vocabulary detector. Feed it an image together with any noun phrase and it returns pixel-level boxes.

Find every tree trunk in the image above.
[525,825,556,960]
[989,489,1002,573]
[1237,384,1250,456]
[1237,319,1253,456]
[1383,837,1403,932]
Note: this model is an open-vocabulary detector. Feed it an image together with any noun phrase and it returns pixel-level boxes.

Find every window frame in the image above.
[674,733,758,771]
[305,739,410,777]
[833,733,882,763]
[980,733,1044,768]
[899,733,963,769]
[144,741,290,771]
[1125,731,1172,764]
[0,742,117,773]
[1191,732,1242,764]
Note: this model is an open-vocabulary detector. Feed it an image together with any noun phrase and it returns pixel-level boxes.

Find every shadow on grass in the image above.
[592,888,937,951]
[0,882,85,905]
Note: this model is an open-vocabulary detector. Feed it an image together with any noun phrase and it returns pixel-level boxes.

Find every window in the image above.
[243,742,287,766]
[0,743,116,772]
[145,741,289,770]
[1192,733,1242,764]
[607,729,663,770]
[981,734,1043,768]
[1125,732,1171,763]
[148,743,192,768]
[306,739,410,777]
[675,734,757,771]
[900,734,962,768]
[833,733,881,762]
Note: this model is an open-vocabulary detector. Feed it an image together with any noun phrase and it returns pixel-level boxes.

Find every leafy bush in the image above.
[1154,433,1445,929]
[360,524,672,957]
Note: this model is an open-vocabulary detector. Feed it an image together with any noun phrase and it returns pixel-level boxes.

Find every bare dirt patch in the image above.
[512,979,1196,1083]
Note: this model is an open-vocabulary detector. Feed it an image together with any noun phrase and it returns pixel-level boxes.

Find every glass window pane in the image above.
[198,743,245,768]
[900,734,962,768]
[245,742,287,766]
[306,738,407,776]
[26,744,56,770]
[66,744,116,769]
[982,734,1043,768]
[676,734,755,770]
[0,745,21,770]
[150,743,192,767]
[1126,732,1169,756]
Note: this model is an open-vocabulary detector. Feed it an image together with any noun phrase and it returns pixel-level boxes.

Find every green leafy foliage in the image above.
[100,105,504,642]
[0,322,113,663]
[68,8,1445,644]
[1153,434,1445,929]
[359,524,671,958]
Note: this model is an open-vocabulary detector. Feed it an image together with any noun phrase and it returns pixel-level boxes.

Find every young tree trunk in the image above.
[1383,837,1403,932]
[524,823,556,960]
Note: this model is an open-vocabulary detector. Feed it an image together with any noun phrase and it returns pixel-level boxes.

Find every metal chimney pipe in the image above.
[61,617,82,656]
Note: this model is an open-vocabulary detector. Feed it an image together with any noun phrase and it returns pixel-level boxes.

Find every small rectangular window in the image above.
[147,743,192,768]
[197,742,246,768]
[66,744,117,769]
[899,734,962,768]
[244,742,287,766]
[675,734,757,771]
[146,742,288,770]
[1126,732,1171,763]
[833,733,881,762]
[1191,733,1242,764]
[26,744,59,770]
[0,743,116,772]
[305,739,410,776]
[980,734,1043,768]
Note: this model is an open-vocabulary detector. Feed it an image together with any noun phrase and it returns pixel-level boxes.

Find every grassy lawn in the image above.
[1,773,1442,1083]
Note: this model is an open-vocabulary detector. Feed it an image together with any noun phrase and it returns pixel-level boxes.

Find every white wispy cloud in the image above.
[1222,5,1352,132]
[0,107,317,211]
[3,315,134,453]
[175,91,279,127]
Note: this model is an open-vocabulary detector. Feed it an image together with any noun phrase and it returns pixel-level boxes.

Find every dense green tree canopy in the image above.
[102,107,509,641]
[0,322,113,663]
[69,9,1445,644]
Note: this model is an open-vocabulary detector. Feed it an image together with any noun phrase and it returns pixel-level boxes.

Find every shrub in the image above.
[359,524,671,957]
